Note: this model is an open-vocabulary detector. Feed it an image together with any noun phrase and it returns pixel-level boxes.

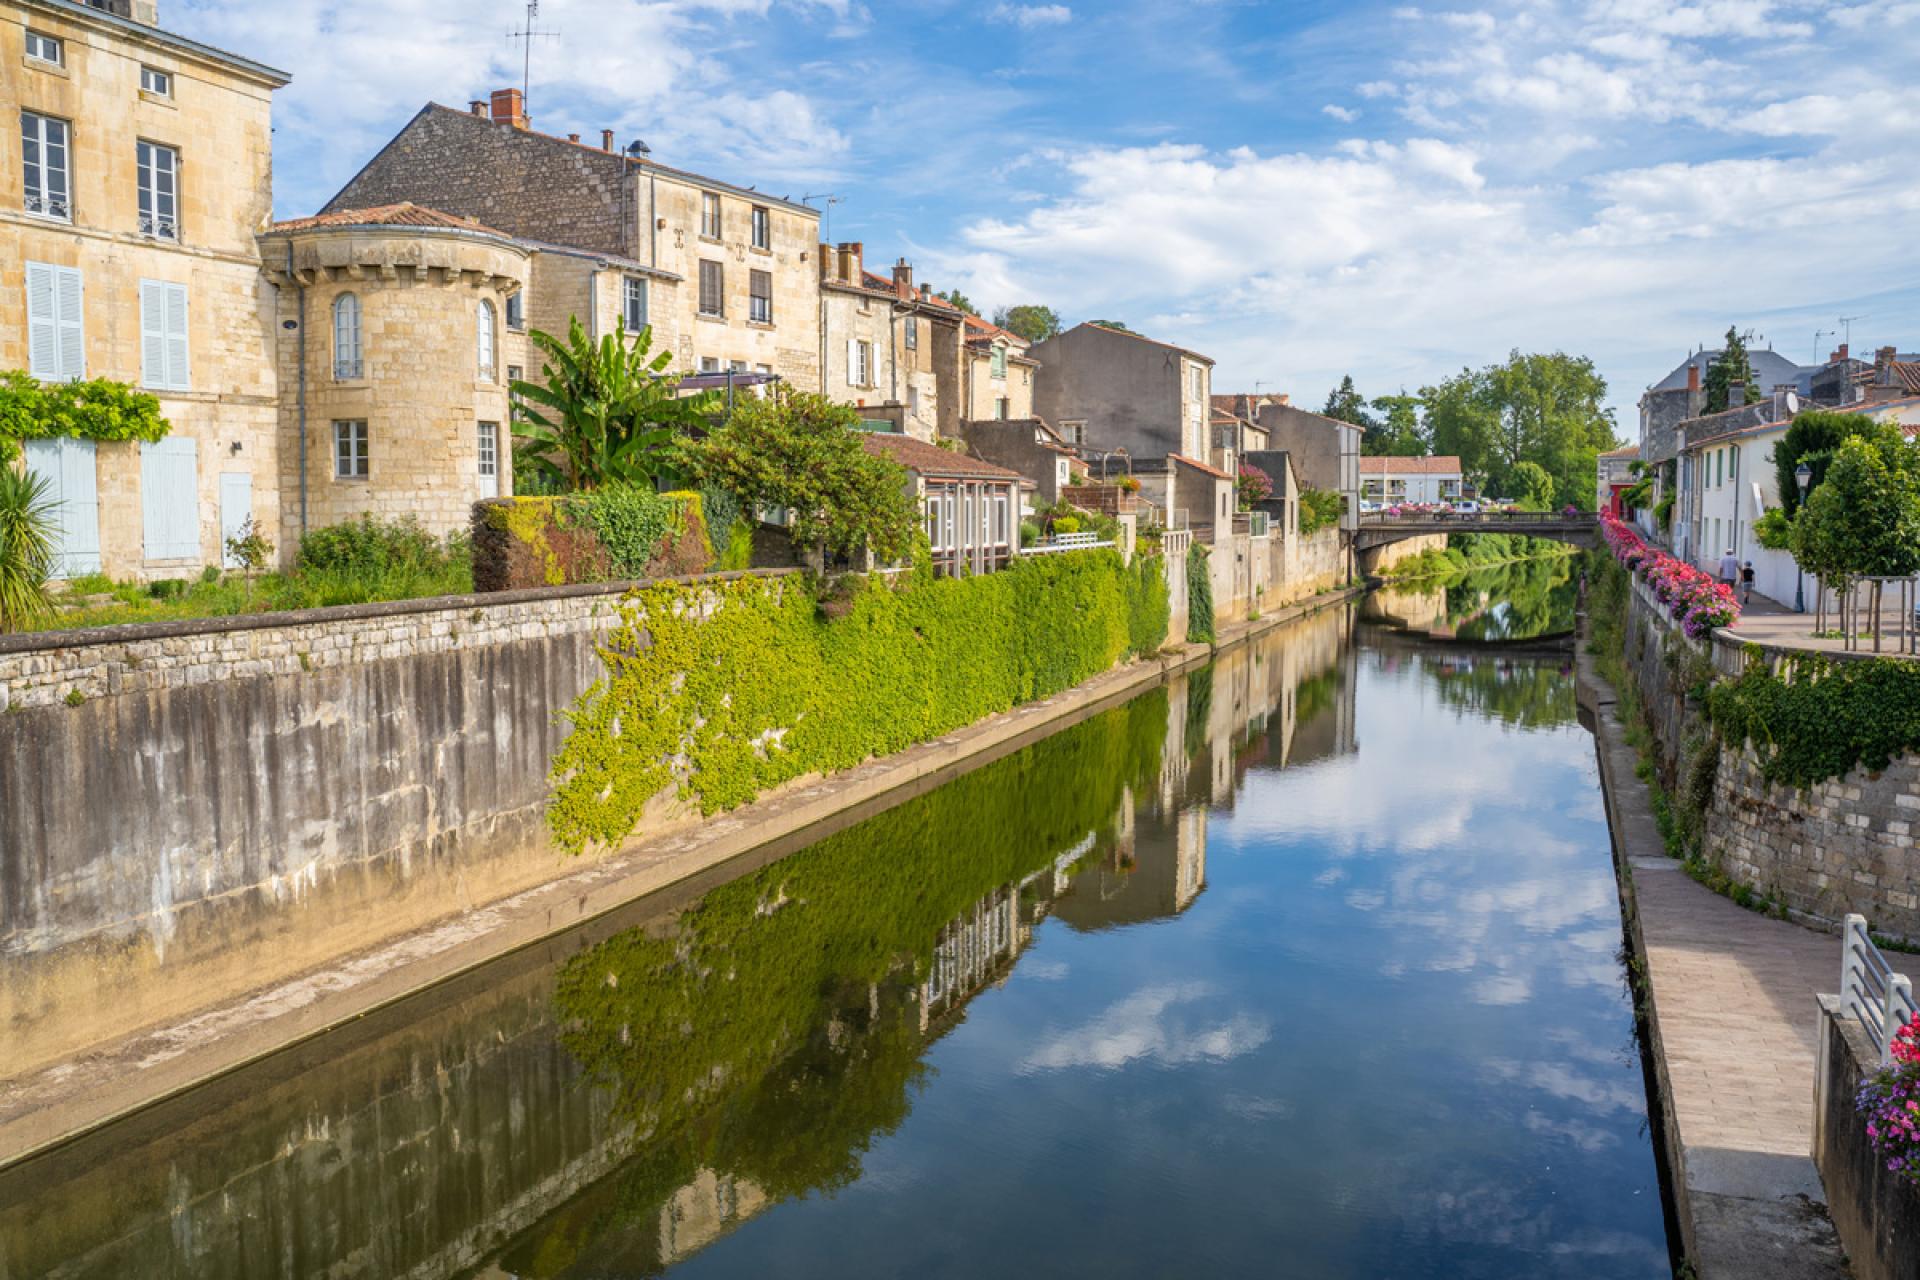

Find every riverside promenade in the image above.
[1580,645,1851,1279]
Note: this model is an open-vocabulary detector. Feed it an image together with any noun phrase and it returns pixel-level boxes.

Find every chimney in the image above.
[1277,394,1290,406]
[601,129,615,152]
[469,100,488,118]
[1685,362,1700,392]
[489,88,526,129]
[567,132,580,144]
[1727,381,1746,409]
[920,282,931,299]
[892,258,913,300]
[1837,342,1849,362]
[1877,345,1898,370]
[1772,384,1798,421]
[836,242,863,284]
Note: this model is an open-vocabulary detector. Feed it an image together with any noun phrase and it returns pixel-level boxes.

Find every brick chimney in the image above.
[1876,345,1898,371]
[892,258,913,300]
[469,100,488,117]
[489,89,526,129]
[919,282,931,300]
[835,242,863,284]
[567,132,580,143]
[1686,362,1700,392]
[1834,342,1850,363]
[601,129,615,152]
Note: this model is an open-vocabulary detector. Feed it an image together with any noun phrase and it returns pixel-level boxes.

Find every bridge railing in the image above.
[1843,913,1918,1066]
[1355,510,1597,527]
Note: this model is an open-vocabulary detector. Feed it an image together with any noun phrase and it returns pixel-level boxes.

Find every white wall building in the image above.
[1359,456,1465,506]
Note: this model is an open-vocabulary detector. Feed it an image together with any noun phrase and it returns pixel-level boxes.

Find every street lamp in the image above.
[1794,463,1813,613]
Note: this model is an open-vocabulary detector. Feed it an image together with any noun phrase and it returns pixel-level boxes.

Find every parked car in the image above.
[1452,500,1481,515]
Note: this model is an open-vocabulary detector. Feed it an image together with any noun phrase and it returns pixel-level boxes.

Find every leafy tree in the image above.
[0,465,55,631]
[991,304,1061,343]
[936,289,977,316]
[1420,350,1614,509]
[1511,460,1556,511]
[1774,409,1872,516]
[683,389,919,563]
[1703,326,1760,414]
[1088,319,1137,334]
[511,319,716,492]
[1365,392,1426,456]
[1298,488,1345,535]
[1322,375,1376,430]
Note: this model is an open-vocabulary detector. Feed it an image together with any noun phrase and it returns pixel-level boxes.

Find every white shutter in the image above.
[54,266,84,380]
[140,280,167,388]
[846,338,859,387]
[25,262,57,379]
[164,283,190,390]
[141,437,199,560]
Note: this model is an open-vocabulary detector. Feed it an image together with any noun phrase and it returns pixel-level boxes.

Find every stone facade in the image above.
[1028,322,1212,464]
[962,314,1039,422]
[260,212,528,544]
[2,0,288,580]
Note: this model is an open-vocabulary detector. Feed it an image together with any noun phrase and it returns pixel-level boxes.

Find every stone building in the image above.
[321,91,823,392]
[1028,322,1214,466]
[259,204,529,542]
[1233,399,1362,532]
[817,244,963,440]
[962,314,1039,422]
[861,432,1027,577]
[3,0,289,579]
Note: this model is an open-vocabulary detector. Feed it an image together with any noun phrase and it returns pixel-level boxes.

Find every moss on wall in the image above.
[471,492,712,591]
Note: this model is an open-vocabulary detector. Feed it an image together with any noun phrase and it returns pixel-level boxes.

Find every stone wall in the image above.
[1618,572,1920,939]
[1268,527,1345,607]
[1358,532,1448,576]
[0,576,784,1079]
[1814,995,1920,1280]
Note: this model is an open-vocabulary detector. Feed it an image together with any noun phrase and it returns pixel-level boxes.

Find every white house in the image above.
[1359,456,1465,506]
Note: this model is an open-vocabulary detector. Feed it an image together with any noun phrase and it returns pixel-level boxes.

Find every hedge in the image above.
[471,489,712,591]
[549,548,1169,852]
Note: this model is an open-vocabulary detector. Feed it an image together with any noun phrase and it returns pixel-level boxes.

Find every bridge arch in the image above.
[1352,514,1598,576]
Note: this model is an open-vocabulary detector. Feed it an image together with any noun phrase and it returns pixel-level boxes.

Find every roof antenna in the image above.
[801,192,843,242]
[1840,314,1867,349]
[1813,327,1833,361]
[507,0,559,125]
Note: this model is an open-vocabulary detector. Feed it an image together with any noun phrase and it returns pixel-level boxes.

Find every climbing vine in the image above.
[548,548,1170,853]
[1706,652,1920,790]
[0,371,169,466]
[1186,543,1214,644]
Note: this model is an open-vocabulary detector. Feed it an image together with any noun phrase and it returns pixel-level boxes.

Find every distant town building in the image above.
[1597,443,1638,517]
[1359,455,1464,506]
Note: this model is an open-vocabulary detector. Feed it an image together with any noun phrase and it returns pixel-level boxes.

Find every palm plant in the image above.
[509,319,718,492]
[0,465,57,632]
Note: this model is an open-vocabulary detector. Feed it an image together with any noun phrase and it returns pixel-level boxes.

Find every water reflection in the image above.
[0,595,1666,1280]
[1364,554,1579,644]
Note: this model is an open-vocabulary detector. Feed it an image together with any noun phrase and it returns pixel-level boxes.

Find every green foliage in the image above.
[573,486,682,577]
[1322,374,1376,430]
[0,371,170,466]
[683,388,919,563]
[1654,492,1674,529]
[1753,506,1792,551]
[0,465,56,631]
[1087,319,1136,334]
[991,303,1061,343]
[1702,326,1760,414]
[1793,424,1920,590]
[699,485,743,557]
[223,516,274,575]
[547,549,1166,852]
[1420,350,1615,510]
[1510,459,1556,510]
[1298,488,1344,535]
[510,318,717,493]
[936,288,977,315]
[1775,409,1872,516]
[1127,551,1171,656]
[1365,392,1428,456]
[1707,653,1920,789]
[1185,543,1215,643]
[1053,515,1082,535]
[297,514,450,577]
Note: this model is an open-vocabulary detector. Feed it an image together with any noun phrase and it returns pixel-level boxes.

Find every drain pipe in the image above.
[288,241,308,538]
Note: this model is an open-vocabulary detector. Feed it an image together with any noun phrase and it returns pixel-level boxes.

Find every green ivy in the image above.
[572,487,682,577]
[0,371,169,466]
[1186,543,1215,643]
[1707,653,1920,789]
[549,548,1169,853]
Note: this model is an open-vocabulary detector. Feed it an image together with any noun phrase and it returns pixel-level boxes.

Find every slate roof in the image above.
[1649,348,1815,394]
[1358,455,1465,475]
[861,433,1026,482]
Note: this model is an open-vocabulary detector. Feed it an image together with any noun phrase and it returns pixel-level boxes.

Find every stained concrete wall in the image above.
[1814,995,1920,1280]
[1358,533,1447,577]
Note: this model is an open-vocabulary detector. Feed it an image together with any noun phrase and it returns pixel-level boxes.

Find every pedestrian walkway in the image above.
[1582,650,1851,1279]
[1725,587,1919,659]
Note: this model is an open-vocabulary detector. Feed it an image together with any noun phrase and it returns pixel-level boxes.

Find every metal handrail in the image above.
[1843,913,1918,1065]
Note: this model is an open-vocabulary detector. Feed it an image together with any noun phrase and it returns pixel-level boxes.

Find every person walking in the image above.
[1741,561,1756,605]
[1718,548,1740,588]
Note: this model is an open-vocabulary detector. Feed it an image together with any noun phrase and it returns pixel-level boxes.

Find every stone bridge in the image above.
[1353,511,1599,554]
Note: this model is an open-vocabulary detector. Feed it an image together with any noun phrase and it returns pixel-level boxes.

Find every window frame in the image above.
[748,268,772,325]
[21,110,71,222]
[476,420,499,482]
[700,191,722,240]
[140,65,172,97]
[990,343,1007,379]
[24,30,63,66]
[332,420,369,480]
[504,290,524,331]
[476,299,497,380]
[751,204,770,250]
[904,316,917,351]
[332,293,363,380]
[622,276,647,331]
[136,139,180,241]
[698,259,724,318]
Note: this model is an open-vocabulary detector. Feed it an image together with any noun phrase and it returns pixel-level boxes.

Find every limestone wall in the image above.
[1268,527,1346,607]
[1358,533,1448,576]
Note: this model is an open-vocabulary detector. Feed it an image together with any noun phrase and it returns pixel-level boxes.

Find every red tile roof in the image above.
[861,432,1026,481]
[1598,444,1640,459]
[268,201,509,236]
[1889,362,1920,394]
[1357,455,1464,475]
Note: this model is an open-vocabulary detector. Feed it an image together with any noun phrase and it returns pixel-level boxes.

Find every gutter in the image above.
[24,0,292,84]
[287,241,308,540]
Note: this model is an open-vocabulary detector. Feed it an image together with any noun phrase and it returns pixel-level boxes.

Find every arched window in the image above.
[476,300,496,380]
[332,293,362,380]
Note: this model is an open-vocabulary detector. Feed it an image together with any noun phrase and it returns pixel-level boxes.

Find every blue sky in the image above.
[173,0,1920,427]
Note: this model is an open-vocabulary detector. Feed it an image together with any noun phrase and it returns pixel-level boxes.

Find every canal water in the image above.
[0,557,1672,1279]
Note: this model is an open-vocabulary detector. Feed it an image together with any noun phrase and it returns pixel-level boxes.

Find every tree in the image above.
[936,289,977,316]
[1802,424,1920,639]
[683,389,919,563]
[1365,392,1427,456]
[992,304,1061,344]
[0,465,55,632]
[1774,409,1872,517]
[1420,350,1614,509]
[1088,319,1137,334]
[1703,325,1760,414]
[511,319,717,492]
[1511,461,1556,511]
[1322,375,1376,430]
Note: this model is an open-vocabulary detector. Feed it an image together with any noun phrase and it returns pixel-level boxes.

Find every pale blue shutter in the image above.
[219,471,253,567]
[164,282,190,390]
[140,279,166,387]
[25,262,57,379]
[25,438,100,576]
[141,436,200,560]
[54,265,84,380]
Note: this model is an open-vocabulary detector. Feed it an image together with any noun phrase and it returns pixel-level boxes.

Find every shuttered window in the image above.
[847,339,872,387]
[751,204,770,249]
[698,260,723,316]
[749,269,772,324]
[140,436,200,560]
[26,261,84,381]
[138,279,190,390]
[991,344,1007,378]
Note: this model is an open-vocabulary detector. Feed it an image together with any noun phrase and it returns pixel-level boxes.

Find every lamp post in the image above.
[1794,462,1812,613]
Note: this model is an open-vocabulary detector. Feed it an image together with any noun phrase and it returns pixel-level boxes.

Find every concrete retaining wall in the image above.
[1815,994,1920,1280]
[1268,527,1345,607]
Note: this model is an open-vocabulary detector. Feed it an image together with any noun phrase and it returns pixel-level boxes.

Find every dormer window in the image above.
[25,32,63,67]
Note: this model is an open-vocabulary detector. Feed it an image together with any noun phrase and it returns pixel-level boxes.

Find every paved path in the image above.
[1725,587,1920,659]
[1582,650,1851,1279]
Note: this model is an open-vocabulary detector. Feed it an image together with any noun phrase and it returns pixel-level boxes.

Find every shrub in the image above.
[0,465,56,632]
[1186,542,1214,643]
[1053,515,1082,535]
[1299,488,1344,536]
[297,514,446,576]
[0,371,169,467]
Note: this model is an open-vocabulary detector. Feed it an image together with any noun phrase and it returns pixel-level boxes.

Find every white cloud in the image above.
[989,3,1072,27]
[1019,983,1271,1073]
[1323,103,1361,122]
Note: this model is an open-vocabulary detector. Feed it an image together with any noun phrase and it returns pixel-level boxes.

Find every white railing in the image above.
[1027,531,1113,556]
[1843,913,1918,1066]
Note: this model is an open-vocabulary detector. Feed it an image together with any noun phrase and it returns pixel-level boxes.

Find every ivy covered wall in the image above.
[549,548,1170,854]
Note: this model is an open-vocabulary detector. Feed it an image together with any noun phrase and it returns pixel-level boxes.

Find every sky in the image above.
[171,0,1920,429]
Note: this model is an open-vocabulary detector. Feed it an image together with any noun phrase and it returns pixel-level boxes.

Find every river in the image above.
[0,557,1672,1279]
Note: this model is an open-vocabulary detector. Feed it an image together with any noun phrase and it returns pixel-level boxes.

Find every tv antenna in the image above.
[801,192,843,242]
[507,0,560,124]
[1813,327,1833,361]
[1840,314,1867,349]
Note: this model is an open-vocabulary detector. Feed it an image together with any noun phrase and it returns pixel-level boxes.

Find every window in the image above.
[140,65,172,96]
[476,299,496,379]
[751,204,770,250]
[476,421,499,498]
[907,385,920,417]
[993,493,1009,547]
[990,344,1007,378]
[505,290,523,330]
[136,140,179,240]
[622,277,647,330]
[139,436,199,560]
[996,397,1009,420]
[332,294,362,379]
[729,359,748,373]
[507,364,522,386]
[749,269,772,324]
[926,495,943,550]
[701,191,721,239]
[698,260,724,317]
[1190,365,1203,400]
[700,356,720,373]
[21,111,71,220]
[1061,420,1086,445]
[25,31,62,65]
[333,421,368,479]
[25,261,84,381]
[849,339,872,387]
[904,317,917,351]
[138,279,190,390]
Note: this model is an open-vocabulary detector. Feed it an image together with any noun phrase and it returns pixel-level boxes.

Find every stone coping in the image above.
[0,568,802,657]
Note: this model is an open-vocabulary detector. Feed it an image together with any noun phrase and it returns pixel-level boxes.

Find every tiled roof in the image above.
[1599,444,1640,459]
[1169,453,1231,480]
[963,313,1028,347]
[1358,455,1464,475]
[861,433,1025,481]
[267,202,509,236]
[1889,362,1920,394]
